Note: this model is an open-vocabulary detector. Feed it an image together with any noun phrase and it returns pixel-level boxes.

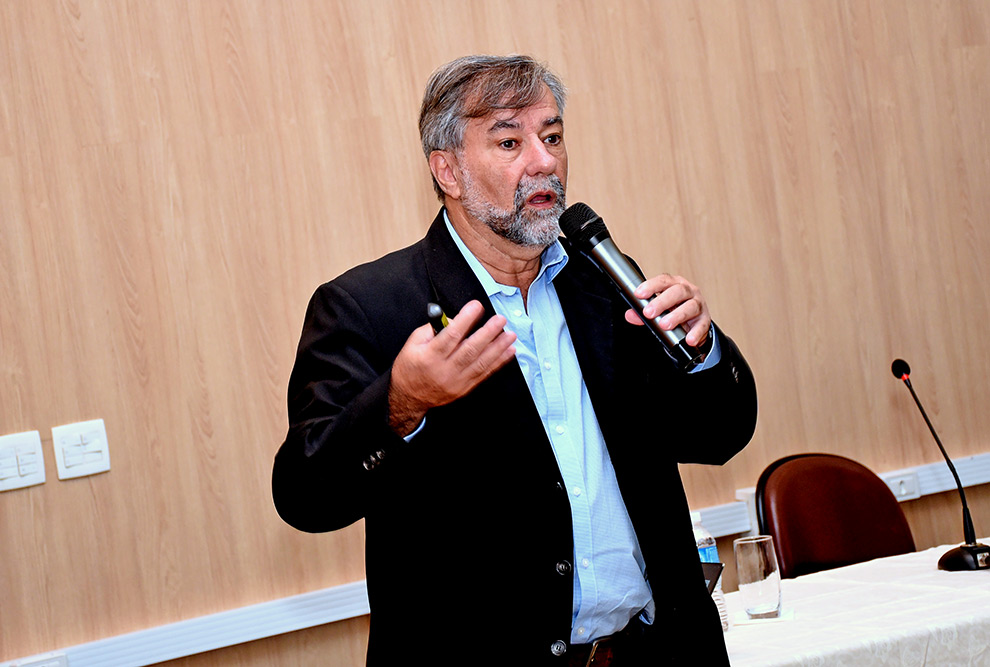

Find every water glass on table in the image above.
[733,535,782,619]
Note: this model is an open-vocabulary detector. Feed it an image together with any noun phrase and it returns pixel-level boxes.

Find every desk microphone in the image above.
[891,359,990,571]
[558,203,705,369]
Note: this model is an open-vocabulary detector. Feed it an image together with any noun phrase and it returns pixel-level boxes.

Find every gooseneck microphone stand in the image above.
[891,359,989,571]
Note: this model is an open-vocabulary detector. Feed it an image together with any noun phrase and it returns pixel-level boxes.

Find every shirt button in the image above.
[513,308,523,317]
[555,425,565,435]
[556,560,572,575]
[544,361,552,370]
[577,627,586,636]
[582,558,590,568]
[550,640,568,657]
[572,487,582,497]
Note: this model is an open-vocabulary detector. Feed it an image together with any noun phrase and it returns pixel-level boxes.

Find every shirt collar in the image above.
[443,209,569,297]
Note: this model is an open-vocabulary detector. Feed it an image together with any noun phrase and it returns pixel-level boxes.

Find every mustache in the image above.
[514,175,566,212]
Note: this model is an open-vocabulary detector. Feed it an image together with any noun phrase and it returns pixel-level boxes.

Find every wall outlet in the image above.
[881,470,921,501]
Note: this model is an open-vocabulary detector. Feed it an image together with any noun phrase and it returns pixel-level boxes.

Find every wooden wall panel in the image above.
[157,616,371,667]
[1,0,989,662]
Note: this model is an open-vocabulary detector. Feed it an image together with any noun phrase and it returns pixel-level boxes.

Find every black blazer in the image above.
[273,209,758,666]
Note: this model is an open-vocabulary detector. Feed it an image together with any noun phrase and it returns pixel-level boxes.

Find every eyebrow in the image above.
[487,115,564,134]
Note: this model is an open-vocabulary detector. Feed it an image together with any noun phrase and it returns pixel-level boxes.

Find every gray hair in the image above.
[419,55,567,200]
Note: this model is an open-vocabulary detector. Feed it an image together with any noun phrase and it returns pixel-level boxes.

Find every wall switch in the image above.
[51,419,111,480]
[0,430,46,492]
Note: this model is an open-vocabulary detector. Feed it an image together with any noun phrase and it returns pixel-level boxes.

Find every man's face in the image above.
[454,89,568,248]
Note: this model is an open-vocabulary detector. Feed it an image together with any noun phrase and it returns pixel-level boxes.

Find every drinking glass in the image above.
[733,535,781,619]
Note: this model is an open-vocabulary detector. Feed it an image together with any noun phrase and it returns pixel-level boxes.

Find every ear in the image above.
[429,150,462,200]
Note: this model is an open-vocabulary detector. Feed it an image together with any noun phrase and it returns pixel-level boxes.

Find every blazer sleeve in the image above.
[668,323,758,466]
[272,282,409,533]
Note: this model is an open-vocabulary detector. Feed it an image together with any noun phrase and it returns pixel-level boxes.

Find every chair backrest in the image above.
[755,453,916,579]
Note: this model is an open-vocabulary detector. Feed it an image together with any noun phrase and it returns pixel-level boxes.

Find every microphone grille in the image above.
[559,202,607,247]
[891,358,911,379]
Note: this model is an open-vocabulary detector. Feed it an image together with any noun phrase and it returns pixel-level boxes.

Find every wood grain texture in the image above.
[1,0,988,661]
[156,615,370,667]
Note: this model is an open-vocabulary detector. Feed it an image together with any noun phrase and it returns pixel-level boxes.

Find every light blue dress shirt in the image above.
[442,215,690,643]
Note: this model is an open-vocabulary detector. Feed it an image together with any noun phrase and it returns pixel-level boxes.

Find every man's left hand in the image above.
[625,273,711,347]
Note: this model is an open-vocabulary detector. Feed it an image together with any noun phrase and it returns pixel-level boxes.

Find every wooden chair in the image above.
[755,453,916,579]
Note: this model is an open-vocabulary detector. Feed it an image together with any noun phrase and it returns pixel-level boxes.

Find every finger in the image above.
[407,322,438,345]
[432,300,487,351]
[624,308,644,326]
[434,327,516,401]
[633,273,677,301]
[659,289,710,343]
[659,292,703,325]
[448,300,487,332]
[627,300,705,329]
[461,329,518,384]
[683,314,712,347]
[642,283,694,320]
[628,296,694,326]
[449,313,510,370]
[625,304,710,349]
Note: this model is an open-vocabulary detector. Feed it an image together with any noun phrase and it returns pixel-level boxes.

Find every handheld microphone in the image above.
[558,203,704,370]
[891,359,989,570]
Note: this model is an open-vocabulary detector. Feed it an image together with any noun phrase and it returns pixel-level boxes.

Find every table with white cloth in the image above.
[723,540,990,666]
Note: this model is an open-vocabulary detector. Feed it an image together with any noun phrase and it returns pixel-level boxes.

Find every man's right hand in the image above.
[388,300,517,436]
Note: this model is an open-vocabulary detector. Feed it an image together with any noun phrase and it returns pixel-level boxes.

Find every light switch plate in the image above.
[0,430,46,492]
[51,418,111,480]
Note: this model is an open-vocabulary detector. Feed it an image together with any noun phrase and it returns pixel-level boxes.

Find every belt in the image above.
[564,617,651,667]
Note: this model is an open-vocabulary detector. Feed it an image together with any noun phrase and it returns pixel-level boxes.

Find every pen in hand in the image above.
[427,302,447,335]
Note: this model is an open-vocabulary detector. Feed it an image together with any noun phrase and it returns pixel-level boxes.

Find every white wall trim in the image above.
[887,453,990,499]
[2,581,370,667]
[6,453,989,666]
[695,500,752,538]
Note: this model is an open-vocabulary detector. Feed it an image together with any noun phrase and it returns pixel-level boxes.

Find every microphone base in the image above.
[937,542,990,571]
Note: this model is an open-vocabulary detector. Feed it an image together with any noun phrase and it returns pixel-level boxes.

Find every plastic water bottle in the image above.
[692,511,729,631]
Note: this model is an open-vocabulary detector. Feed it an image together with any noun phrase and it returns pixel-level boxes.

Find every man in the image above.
[273,55,757,666]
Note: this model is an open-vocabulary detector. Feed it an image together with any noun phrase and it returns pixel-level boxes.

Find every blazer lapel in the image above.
[422,210,497,324]
[554,244,617,409]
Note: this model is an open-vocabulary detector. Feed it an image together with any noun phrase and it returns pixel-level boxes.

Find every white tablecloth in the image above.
[723,540,990,666]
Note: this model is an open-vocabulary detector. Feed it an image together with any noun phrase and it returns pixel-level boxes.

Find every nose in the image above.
[524,138,559,177]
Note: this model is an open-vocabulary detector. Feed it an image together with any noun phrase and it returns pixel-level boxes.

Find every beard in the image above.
[459,169,566,248]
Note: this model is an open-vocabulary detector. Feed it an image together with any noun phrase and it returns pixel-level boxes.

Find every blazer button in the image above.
[556,560,572,575]
[550,640,568,657]
[361,449,388,471]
